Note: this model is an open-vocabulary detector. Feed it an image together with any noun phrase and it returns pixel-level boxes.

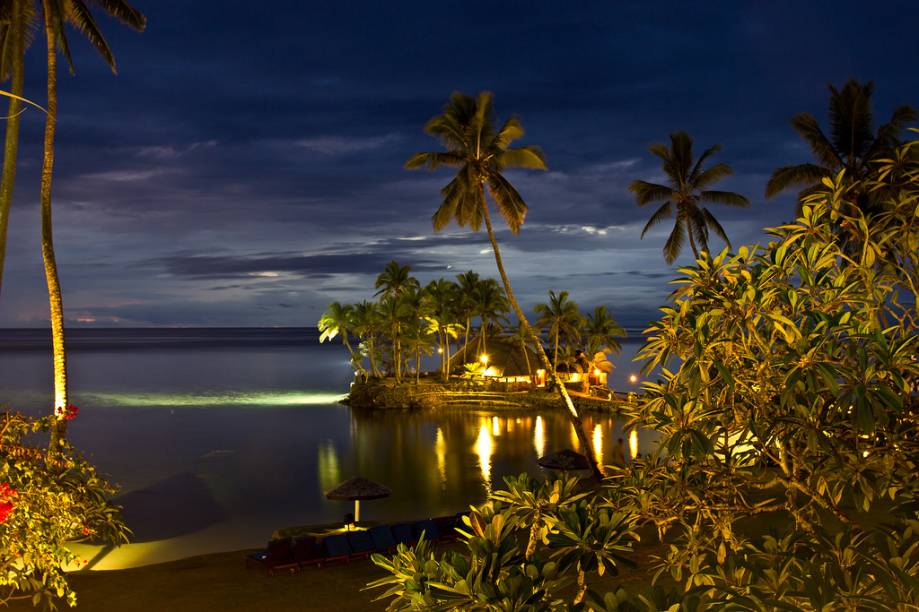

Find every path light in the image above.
[479,354,489,365]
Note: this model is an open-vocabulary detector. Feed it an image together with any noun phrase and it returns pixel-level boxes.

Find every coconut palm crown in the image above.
[765,79,917,210]
[630,131,749,264]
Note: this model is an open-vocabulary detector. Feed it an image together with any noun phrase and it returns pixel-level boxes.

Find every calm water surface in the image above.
[0,328,656,568]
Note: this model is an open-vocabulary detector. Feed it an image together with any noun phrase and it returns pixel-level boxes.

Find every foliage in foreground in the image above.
[367,137,919,610]
[0,410,129,609]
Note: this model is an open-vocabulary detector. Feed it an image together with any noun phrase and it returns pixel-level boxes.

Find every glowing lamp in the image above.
[629,374,638,384]
[437,347,443,354]
[479,354,489,365]
[593,368,601,376]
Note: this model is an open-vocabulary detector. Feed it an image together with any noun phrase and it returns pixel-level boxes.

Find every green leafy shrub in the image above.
[0,410,129,608]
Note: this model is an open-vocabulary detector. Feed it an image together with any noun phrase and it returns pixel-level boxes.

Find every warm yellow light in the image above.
[479,354,489,365]
[629,374,638,384]
[435,427,447,487]
[474,423,493,492]
[593,368,601,376]
[437,347,443,354]
[592,424,603,468]
[629,430,638,459]
[483,366,498,377]
[492,416,501,437]
[533,415,546,458]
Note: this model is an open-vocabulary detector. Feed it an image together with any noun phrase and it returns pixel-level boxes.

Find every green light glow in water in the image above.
[80,390,346,408]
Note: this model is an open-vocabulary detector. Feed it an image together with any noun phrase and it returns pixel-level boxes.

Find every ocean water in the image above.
[0,328,655,569]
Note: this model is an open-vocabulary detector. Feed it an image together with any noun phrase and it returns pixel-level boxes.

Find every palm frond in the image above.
[866,104,919,160]
[486,173,527,234]
[48,0,76,75]
[432,176,464,232]
[86,0,146,30]
[692,163,733,190]
[628,180,672,206]
[405,151,464,170]
[492,116,524,151]
[688,144,722,184]
[701,207,731,250]
[496,145,546,170]
[669,131,693,183]
[790,113,842,169]
[828,79,874,159]
[662,222,685,264]
[640,201,672,238]
[765,163,831,198]
[699,190,749,207]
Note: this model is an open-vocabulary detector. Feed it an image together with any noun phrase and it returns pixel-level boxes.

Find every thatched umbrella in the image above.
[325,476,391,523]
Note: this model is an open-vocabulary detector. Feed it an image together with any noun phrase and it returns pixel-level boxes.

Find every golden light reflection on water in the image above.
[592,424,603,467]
[435,427,447,488]
[629,430,638,459]
[569,424,579,450]
[492,416,501,437]
[533,416,546,458]
[317,439,340,492]
[474,423,494,492]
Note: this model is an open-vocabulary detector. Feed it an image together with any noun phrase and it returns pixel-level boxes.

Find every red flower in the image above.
[0,501,13,524]
[55,405,79,420]
[0,483,15,499]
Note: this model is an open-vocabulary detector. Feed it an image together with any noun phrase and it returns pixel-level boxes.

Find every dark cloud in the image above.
[0,0,916,328]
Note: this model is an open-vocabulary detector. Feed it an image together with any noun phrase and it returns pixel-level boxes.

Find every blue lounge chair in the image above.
[390,522,416,546]
[294,536,323,568]
[321,534,352,564]
[246,538,299,575]
[346,530,375,559]
[413,519,441,543]
[369,525,396,552]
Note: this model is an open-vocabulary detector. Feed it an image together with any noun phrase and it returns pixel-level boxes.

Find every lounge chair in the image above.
[293,536,323,568]
[321,534,352,564]
[390,522,416,547]
[246,538,299,575]
[413,518,441,543]
[346,530,375,559]
[433,515,460,542]
[368,525,396,553]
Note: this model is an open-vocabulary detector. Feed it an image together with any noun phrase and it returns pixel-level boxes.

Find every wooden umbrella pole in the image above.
[355,499,361,523]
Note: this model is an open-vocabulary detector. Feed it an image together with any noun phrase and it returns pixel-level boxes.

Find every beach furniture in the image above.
[412,518,441,543]
[368,525,396,552]
[390,522,416,546]
[246,538,299,575]
[320,534,352,564]
[433,515,461,542]
[293,536,324,568]
[346,530,375,559]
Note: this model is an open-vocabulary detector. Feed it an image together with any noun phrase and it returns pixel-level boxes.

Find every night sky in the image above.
[1,1,917,328]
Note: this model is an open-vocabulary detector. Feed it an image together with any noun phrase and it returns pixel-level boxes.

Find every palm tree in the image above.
[422,279,461,380]
[406,90,603,479]
[629,131,749,264]
[766,79,917,213]
[472,278,508,357]
[534,290,585,368]
[508,320,533,378]
[39,0,145,448]
[351,300,382,378]
[318,302,366,378]
[377,294,413,383]
[584,306,625,357]
[455,270,480,362]
[374,260,419,299]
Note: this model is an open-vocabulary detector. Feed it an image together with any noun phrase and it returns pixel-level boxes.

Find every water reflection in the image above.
[474,421,494,492]
[592,424,603,467]
[533,415,546,458]
[629,430,639,459]
[317,439,340,493]
[435,427,447,488]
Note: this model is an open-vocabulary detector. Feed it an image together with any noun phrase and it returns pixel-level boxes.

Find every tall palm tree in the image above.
[0,0,31,296]
[766,79,917,212]
[378,294,412,383]
[455,270,480,362]
[584,305,625,357]
[40,0,145,448]
[629,131,749,264]
[318,302,366,378]
[406,91,603,479]
[508,320,533,378]
[374,260,419,299]
[472,278,508,356]
[534,290,585,368]
[352,300,382,378]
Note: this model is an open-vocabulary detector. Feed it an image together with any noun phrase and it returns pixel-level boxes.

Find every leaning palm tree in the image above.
[318,302,366,378]
[38,0,145,448]
[406,90,603,479]
[534,290,585,368]
[584,305,625,357]
[630,131,749,264]
[766,79,917,213]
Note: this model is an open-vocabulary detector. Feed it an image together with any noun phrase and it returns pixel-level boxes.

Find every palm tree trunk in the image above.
[553,328,559,370]
[415,348,420,383]
[0,0,25,296]
[686,222,700,261]
[479,194,602,480]
[42,1,69,449]
[520,338,532,377]
[462,318,470,361]
[367,337,381,377]
[444,329,451,381]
